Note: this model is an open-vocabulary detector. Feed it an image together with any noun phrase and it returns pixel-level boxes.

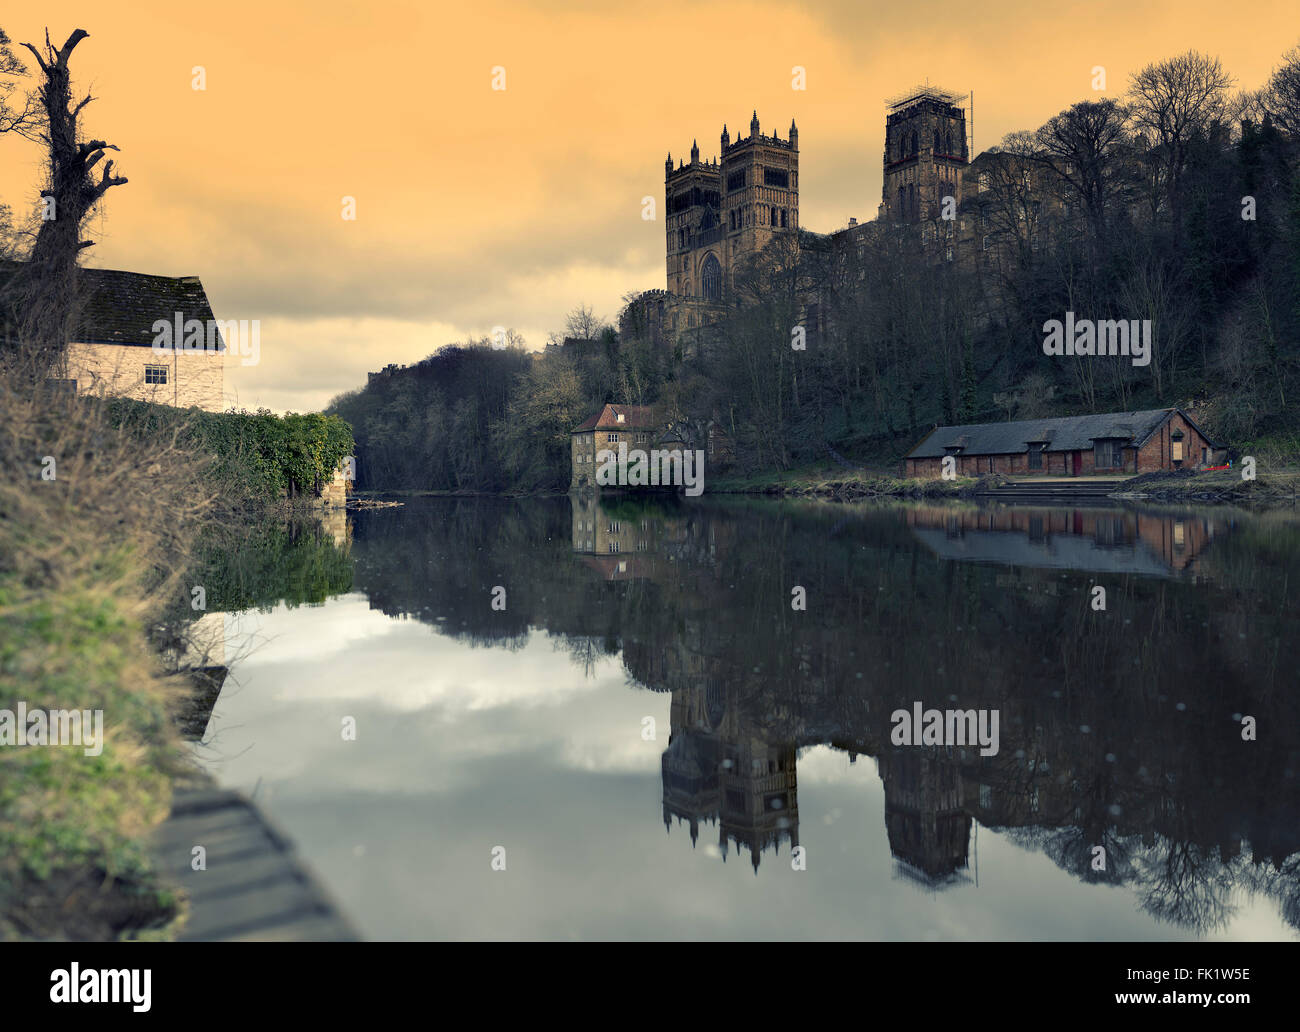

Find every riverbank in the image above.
[710,463,981,499]
[1111,468,1300,504]
[1,388,205,940]
[1,391,358,940]
[707,462,1300,506]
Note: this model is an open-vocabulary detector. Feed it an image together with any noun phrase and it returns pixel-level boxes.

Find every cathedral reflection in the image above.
[566,495,1300,930]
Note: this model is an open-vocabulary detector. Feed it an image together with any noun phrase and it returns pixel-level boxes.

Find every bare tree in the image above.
[563,303,608,342]
[0,27,35,136]
[1127,51,1234,219]
[1033,99,1129,238]
[1263,44,1300,137]
[4,29,127,382]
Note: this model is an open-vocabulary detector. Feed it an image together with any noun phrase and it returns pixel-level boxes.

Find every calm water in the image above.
[188,496,1300,940]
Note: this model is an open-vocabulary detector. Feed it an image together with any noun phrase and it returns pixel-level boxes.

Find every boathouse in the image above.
[904,408,1220,479]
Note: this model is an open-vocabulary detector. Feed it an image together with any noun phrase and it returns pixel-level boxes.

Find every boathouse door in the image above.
[1072,450,1082,476]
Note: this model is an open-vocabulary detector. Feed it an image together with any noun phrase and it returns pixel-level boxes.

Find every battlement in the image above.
[722,131,796,155]
[666,156,721,181]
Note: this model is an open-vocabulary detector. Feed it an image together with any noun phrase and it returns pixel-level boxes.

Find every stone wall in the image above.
[66,341,224,412]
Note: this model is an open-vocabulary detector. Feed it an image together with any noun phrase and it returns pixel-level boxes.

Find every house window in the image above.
[145,364,168,385]
[1093,440,1124,468]
[607,433,619,443]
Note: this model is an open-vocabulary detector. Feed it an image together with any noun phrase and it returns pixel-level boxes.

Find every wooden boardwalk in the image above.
[153,777,360,942]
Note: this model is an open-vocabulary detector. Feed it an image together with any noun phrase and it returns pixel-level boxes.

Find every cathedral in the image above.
[659,86,971,336]
[663,111,799,333]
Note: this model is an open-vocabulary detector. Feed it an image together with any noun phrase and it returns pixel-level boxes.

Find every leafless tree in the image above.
[0,27,35,136]
[1127,51,1234,219]
[1263,44,1300,136]
[3,29,127,383]
[1033,99,1129,238]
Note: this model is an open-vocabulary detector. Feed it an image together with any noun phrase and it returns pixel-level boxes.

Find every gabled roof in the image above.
[0,261,223,350]
[906,408,1212,459]
[572,404,661,433]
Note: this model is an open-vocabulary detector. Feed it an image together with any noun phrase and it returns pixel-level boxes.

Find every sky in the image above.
[1,1,1295,412]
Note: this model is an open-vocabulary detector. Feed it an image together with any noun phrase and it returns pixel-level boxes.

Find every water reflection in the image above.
[198,495,1300,937]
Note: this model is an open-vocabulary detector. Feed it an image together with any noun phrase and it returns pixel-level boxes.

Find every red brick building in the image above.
[904,408,1219,479]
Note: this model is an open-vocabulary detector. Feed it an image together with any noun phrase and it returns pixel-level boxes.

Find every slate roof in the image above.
[572,404,661,433]
[0,261,223,350]
[905,408,1211,458]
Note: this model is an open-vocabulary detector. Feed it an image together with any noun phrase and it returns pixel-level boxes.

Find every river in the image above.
[180,495,1300,940]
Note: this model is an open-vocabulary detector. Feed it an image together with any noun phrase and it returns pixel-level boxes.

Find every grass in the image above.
[1116,468,1300,503]
[0,382,213,940]
[709,460,978,498]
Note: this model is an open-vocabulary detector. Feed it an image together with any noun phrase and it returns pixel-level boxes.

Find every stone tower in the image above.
[719,111,799,286]
[665,112,799,305]
[665,144,722,300]
[880,86,969,223]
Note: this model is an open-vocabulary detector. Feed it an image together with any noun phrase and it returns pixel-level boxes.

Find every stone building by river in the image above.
[0,261,227,411]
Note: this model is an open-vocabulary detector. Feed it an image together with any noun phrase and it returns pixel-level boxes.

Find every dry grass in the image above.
[0,375,216,939]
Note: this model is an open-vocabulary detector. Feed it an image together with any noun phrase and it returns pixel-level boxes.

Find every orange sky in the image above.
[2,1,1295,411]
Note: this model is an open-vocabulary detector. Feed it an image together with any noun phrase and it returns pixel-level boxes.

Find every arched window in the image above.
[780,208,787,228]
[945,132,953,155]
[770,205,777,226]
[897,186,906,218]
[701,253,722,301]
[907,183,915,217]
[910,131,918,155]
[934,129,941,153]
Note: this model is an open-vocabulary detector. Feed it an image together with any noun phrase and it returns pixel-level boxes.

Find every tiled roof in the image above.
[906,408,1209,458]
[0,261,222,350]
[572,404,661,433]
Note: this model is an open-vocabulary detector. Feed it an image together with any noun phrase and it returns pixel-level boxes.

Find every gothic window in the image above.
[770,205,777,226]
[701,253,722,301]
[945,132,952,154]
[897,186,905,218]
[978,171,989,193]
[780,208,787,227]
[910,131,918,155]
[933,129,941,152]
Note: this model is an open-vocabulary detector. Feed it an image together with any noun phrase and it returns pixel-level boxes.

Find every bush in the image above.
[106,401,355,505]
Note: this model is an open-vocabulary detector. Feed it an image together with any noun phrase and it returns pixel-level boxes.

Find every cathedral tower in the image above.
[664,112,799,307]
[881,85,969,223]
[720,112,799,287]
